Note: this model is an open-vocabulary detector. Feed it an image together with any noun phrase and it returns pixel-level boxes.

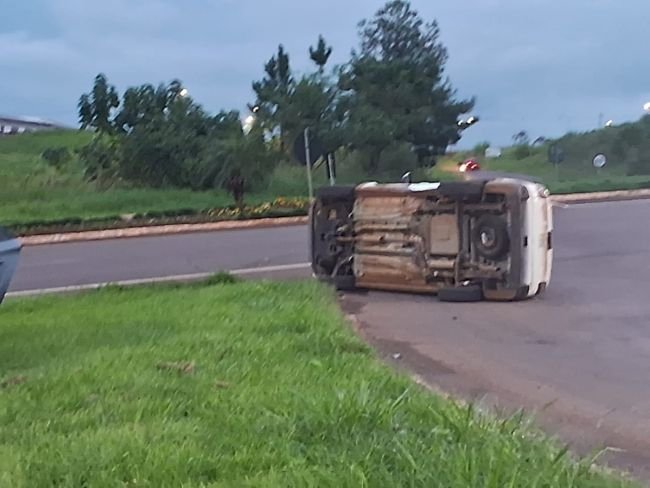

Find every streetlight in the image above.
[457,115,479,130]
[605,119,614,127]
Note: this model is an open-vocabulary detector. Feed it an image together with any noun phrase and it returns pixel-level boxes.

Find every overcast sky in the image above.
[1,0,648,146]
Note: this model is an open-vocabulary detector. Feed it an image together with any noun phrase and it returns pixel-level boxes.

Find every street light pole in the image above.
[304,128,314,200]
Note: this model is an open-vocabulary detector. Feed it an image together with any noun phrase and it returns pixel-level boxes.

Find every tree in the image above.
[309,35,333,74]
[113,79,190,133]
[77,74,280,191]
[78,73,120,132]
[253,43,344,160]
[512,130,530,146]
[340,0,474,171]
[252,45,294,148]
[511,131,531,159]
[281,76,343,155]
[188,125,278,193]
[117,89,212,187]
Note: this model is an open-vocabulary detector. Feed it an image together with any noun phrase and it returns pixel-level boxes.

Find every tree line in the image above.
[76,0,475,193]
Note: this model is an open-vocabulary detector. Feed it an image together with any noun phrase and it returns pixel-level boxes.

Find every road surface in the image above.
[10,225,310,292]
[10,199,650,477]
[344,199,650,478]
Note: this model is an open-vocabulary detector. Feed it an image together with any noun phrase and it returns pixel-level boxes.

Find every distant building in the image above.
[485,146,502,158]
[0,116,68,136]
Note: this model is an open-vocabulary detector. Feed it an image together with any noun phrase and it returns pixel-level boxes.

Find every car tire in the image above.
[471,214,510,260]
[438,284,483,302]
[332,275,356,291]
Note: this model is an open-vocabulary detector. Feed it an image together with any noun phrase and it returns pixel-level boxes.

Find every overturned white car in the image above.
[309,178,553,302]
[0,227,21,304]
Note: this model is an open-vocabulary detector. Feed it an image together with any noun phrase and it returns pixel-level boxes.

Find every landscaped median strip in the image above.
[15,188,650,247]
[19,215,309,246]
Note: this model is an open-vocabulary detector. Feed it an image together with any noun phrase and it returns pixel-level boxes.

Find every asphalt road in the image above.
[345,199,650,478]
[10,225,310,292]
[10,199,650,477]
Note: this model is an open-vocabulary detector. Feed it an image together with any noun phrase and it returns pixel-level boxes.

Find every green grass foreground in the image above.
[0,280,632,487]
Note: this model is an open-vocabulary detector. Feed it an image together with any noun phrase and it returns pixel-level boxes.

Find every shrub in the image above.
[77,134,122,188]
[514,144,531,160]
[41,147,71,170]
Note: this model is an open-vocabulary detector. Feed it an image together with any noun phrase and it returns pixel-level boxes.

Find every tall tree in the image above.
[512,130,530,146]
[309,35,333,74]
[78,73,120,132]
[114,79,190,133]
[252,45,294,147]
[341,0,474,170]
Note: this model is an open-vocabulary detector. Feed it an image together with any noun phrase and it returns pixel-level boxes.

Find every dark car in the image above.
[0,226,21,304]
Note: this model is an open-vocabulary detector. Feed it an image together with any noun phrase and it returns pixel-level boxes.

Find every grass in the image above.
[431,144,650,194]
[0,280,633,487]
[3,128,650,229]
[0,132,322,227]
[0,131,242,225]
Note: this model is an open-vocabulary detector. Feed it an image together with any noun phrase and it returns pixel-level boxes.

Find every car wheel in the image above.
[332,275,356,291]
[471,214,510,260]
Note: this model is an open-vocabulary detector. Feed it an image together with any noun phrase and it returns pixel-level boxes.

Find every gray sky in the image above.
[2,0,648,146]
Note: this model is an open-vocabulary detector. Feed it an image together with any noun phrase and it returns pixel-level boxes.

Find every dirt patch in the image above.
[0,375,27,390]
[156,361,196,375]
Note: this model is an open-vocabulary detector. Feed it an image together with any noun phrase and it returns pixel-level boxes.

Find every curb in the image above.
[6,262,312,299]
[551,188,650,204]
[16,188,650,247]
[19,216,308,247]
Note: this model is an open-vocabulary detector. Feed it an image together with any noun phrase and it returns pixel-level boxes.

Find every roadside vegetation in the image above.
[0,279,634,487]
[5,119,650,234]
[435,116,650,193]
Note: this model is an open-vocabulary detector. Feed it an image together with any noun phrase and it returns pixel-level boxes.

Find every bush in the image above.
[41,147,71,170]
[514,144,532,160]
[78,134,122,188]
[626,158,650,176]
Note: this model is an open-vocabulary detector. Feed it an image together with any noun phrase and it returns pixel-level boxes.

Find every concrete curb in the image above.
[19,216,308,247]
[6,262,312,299]
[16,188,650,247]
[551,188,650,204]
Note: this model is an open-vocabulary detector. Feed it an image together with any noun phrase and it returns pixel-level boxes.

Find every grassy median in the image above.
[5,130,650,233]
[0,279,633,487]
